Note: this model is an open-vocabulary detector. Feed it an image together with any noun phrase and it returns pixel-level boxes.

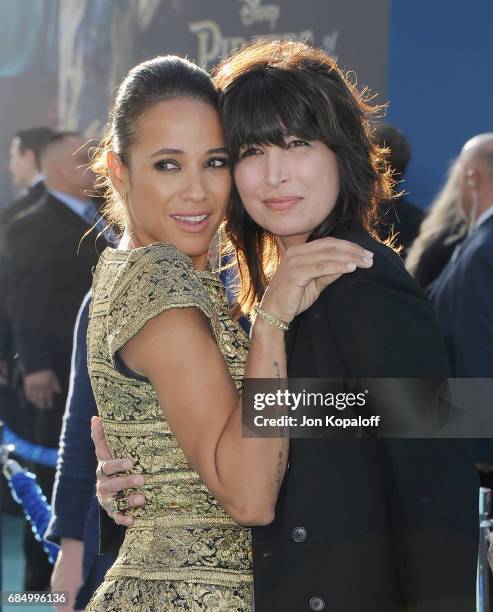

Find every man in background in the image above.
[430,131,493,607]
[0,127,55,389]
[6,131,107,591]
[431,133,493,378]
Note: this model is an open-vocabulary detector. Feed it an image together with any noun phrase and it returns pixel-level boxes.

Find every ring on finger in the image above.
[116,497,130,512]
[99,460,111,477]
[104,495,130,515]
[115,496,130,512]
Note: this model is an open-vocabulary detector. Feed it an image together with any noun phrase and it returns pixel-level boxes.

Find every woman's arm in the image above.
[46,293,96,543]
[123,307,285,525]
[44,293,94,611]
[120,237,372,525]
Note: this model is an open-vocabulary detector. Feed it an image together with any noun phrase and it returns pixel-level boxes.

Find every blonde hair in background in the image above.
[406,156,467,276]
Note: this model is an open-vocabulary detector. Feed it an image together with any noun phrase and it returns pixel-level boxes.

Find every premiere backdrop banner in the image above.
[0,0,389,207]
[57,0,389,135]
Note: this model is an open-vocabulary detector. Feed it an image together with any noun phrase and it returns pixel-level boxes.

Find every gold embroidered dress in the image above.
[85,243,253,611]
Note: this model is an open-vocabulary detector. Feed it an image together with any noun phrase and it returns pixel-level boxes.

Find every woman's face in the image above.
[234,136,340,250]
[111,98,231,269]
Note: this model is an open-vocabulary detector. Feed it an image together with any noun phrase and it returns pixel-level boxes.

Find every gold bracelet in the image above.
[253,304,289,331]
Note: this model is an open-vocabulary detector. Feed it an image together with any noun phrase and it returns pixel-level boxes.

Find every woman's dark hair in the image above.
[214,40,394,312]
[92,55,219,229]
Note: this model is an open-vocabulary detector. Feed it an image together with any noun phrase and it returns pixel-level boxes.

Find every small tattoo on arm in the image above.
[273,360,284,491]
[273,360,280,380]
[275,437,286,493]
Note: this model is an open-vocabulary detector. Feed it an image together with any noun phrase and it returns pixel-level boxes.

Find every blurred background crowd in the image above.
[0,1,492,611]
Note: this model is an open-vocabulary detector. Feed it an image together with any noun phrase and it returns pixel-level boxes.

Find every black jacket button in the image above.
[291,526,307,543]
[309,596,326,610]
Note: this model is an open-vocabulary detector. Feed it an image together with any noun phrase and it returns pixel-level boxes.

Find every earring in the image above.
[218,223,225,266]
[121,192,130,227]
[207,227,221,272]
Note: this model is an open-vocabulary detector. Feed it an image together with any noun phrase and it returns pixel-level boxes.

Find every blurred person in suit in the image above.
[430,133,493,468]
[0,127,55,519]
[6,131,107,591]
[374,123,424,258]
[0,127,55,389]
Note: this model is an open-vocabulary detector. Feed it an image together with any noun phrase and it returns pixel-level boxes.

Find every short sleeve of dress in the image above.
[106,243,217,366]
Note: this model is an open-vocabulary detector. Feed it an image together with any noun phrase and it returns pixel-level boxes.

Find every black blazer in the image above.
[430,214,493,378]
[251,223,478,612]
[1,180,46,227]
[430,215,493,465]
[6,192,105,385]
[0,180,46,360]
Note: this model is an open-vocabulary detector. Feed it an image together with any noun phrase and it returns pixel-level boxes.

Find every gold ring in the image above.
[104,495,129,515]
[116,496,130,512]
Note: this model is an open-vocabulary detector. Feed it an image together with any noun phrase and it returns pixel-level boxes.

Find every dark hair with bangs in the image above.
[214,39,394,313]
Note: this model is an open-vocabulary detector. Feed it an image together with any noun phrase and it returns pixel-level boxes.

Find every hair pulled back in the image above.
[92,55,219,230]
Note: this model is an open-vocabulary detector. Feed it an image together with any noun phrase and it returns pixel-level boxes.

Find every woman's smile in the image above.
[170,210,212,232]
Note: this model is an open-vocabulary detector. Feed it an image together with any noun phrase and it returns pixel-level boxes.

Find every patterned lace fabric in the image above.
[86,243,253,611]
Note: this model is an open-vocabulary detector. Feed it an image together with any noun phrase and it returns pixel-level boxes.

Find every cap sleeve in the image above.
[106,243,217,366]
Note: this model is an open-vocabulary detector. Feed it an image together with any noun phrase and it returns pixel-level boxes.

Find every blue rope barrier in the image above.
[7,470,59,563]
[2,425,57,467]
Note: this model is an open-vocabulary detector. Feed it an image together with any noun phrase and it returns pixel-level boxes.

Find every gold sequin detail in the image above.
[86,243,252,611]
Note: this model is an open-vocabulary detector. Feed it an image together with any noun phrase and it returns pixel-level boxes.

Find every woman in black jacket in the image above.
[214,40,478,612]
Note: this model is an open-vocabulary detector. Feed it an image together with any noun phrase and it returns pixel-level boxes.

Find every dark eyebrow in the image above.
[207,147,228,155]
[151,148,182,157]
[150,146,228,158]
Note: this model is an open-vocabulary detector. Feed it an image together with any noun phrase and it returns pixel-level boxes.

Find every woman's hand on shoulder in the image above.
[262,237,374,322]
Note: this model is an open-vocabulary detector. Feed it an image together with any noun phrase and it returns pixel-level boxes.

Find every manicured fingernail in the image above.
[363,256,373,265]
[122,461,133,469]
[133,475,144,486]
[364,250,374,257]
[346,262,357,271]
